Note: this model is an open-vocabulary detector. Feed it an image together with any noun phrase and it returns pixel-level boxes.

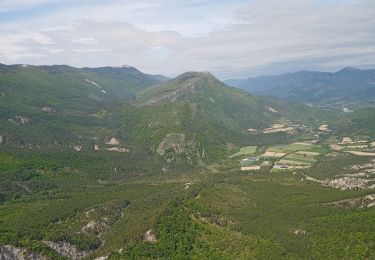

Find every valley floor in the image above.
[0,144,375,259]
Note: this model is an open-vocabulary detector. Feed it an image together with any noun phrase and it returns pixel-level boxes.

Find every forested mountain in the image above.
[225,67,375,107]
[113,71,331,162]
[0,64,167,149]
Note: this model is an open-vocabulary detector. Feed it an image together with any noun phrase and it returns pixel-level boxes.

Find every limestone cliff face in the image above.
[157,133,196,164]
[0,245,47,260]
[43,241,91,260]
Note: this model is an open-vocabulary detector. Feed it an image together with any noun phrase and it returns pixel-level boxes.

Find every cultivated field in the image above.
[229,146,257,158]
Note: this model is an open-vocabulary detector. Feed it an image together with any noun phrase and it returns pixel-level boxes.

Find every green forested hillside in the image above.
[331,107,375,138]
[1,146,374,259]
[0,64,167,149]
[1,65,374,260]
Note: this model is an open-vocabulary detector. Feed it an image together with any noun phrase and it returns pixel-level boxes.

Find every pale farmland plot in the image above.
[346,151,375,157]
[319,124,329,131]
[260,151,286,158]
[241,166,261,171]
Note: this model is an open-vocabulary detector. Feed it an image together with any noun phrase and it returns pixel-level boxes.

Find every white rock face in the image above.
[267,107,278,113]
[157,133,194,156]
[0,245,47,260]
[41,106,59,113]
[71,145,82,151]
[294,229,307,235]
[325,177,371,190]
[43,241,90,260]
[104,147,129,153]
[144,229,157,243]
[8,116,30,125]
[105,137,120,145]
[85,79,102,88]
[81,220,96,232]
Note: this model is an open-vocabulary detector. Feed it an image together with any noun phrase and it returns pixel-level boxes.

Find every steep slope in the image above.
[115,72,331,163]
[0,64,166,148]
[225,67,375,107]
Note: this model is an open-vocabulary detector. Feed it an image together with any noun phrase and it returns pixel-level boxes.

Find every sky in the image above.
[0,0,374,78]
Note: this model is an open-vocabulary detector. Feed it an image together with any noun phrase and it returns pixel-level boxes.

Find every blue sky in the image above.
[0,0,374,78]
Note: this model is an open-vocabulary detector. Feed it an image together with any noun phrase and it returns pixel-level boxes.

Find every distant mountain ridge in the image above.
[225,67,375,108]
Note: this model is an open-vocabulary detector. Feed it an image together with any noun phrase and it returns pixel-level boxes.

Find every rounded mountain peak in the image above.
[176,71,217,81]
[137,71,228,105]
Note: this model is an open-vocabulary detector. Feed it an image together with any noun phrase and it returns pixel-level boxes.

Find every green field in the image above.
[266,142,329,155]
[268,144,311,152]
[284,153,317,163]
[229,146,257,158]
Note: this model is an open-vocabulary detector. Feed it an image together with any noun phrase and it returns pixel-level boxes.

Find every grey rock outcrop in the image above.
[0,245,47,260]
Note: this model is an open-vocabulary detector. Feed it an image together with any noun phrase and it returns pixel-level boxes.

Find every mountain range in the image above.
[225,67,375,108]
[0,64,330,163]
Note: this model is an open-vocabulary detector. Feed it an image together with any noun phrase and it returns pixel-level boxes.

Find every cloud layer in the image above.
[0,0,374,78]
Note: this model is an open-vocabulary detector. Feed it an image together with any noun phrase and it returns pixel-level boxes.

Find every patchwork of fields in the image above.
[229,126,375,204]
[232,140,327,171]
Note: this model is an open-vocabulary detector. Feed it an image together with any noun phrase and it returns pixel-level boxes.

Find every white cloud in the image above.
[73,48,110,53]
[0,0,60,12]
[0,31,53,61]
[0,0,374,77]
[71,37,97,45]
